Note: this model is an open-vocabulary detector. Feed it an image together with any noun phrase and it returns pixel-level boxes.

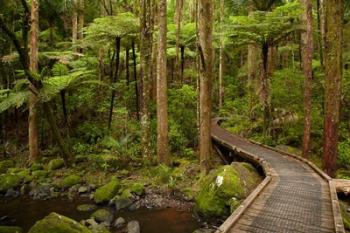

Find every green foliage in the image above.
[0,160,15,174]
[0,89,29,113]
[0,174,21,192]
[0,226,23,233]
[338,140,350,169]
[168,85,197,153]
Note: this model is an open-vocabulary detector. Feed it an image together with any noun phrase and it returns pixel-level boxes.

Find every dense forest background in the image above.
[0,0,349,179]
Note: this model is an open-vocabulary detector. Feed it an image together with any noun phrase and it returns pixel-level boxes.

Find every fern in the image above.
[0,90,29,113]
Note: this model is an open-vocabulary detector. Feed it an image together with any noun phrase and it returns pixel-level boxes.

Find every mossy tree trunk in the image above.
[322,0,343,177]
[198,0,214,174]
[156,0,169,165]
[301,0,314,158]
[140,0,154,161]
[28,0,40,162]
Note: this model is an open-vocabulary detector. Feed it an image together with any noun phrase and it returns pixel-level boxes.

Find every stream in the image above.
[0,197,200,233]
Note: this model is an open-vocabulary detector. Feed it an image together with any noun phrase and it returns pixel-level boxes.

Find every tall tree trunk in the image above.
[108,37,121,130]
[322,0,343,177]
[140,0,153,161]
[198,0,214,174]
[218,0,225,108]
[301,0,314,158]
[43,102,71,162]
[28,0,40,162]
[78,0,84,53]
[132,41,140,120]
[157,0,169,165]
[72,0,78,55]
[261,42,272,136]
[175,0,184,83]
[125,47,130,85]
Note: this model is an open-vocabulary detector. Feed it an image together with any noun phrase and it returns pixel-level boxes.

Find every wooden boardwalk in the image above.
[211,120,345,233]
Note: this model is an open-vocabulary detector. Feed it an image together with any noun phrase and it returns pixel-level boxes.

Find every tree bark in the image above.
[72,0,78,56]
[218,0,225,109]
[125,47,130,85]
[174,0,184,83]
[301,0,314,158]
[198,0,214,174]
[140,0,153,161]
[156,0,169,165]
[132,41,140,120]
[322,0,343,177]
[260,42,272,136]
[78,0,84,53]
[28,0,40,162]
[108,37,121,130]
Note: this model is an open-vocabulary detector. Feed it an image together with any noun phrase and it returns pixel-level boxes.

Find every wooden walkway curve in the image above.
[211,119,345,233]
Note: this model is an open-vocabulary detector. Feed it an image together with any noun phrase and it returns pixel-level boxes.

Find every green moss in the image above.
[129,183,145,196]
[0,174,21,192]
[48,159,65,171]
[32,170,48,179]
[91,209,113,223]
[17,169,33,183]
[0,160,15,174]
[62,175,81,188]
[31,163,44,171]
[195,165,253,217]
[94,177,121,204]
[0,226,23,233]
[28,212,91,233]
[340,201,350,231]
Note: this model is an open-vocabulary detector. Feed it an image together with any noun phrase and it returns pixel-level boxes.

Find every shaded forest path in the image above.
[211,119,345,233]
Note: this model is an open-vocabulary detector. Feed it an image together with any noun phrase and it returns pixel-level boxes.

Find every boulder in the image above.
[32,171,48,179]
[114,198,133,211]
[94,178,120,204]
[195,165,248,217]
[0,174,21,192]
[91,209,113,225]
[129,183,145,196]
[30,163,44,171]
[0,226,23,233]
[77,204,97,212]
[28,212,91,233]
[63,175,81,188]
[114,217,126,228]
[5,189,19,198]
[48,159,65,171]
[127,221,140,233]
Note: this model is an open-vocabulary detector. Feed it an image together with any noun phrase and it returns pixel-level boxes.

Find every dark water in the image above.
[0,197,200,233]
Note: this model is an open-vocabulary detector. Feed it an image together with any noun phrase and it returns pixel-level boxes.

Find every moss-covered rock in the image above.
[0,174,21,192]
[31,163,44,171]
[62,175,81,188]
[28,212,92,233]
[94,178,120,204]
[91,209,113,224]
[129,183,145,196]
[17,169,33,183]
[0,226,23,233]
[77,204,97,212]
[195,164,259,217]
[0,160,15,174]
[32,170,48,179]
[48,159,65,171]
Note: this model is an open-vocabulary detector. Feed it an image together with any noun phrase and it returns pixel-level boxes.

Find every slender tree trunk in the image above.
[157,0,169,165]
[198,0,214,174]
[108,37,121,130]
[140,0,153,161]
[28,0,40,162]
[174,0,184,83]
[261,42,272,136]
[43,102,71,162]
[125,47,130,85]
[78,0,84,43]
[301,0,314,158]
[218,0,225,108]
[322,0,343,177]
[72,0,78,55]
[132,41,140,120]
